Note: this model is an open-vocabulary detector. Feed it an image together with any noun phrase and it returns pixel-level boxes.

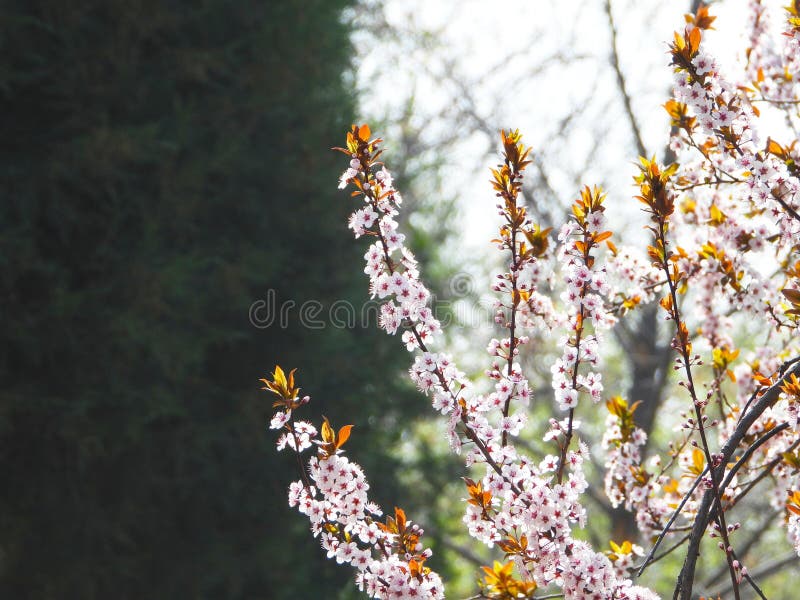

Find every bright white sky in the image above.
[353,0,758,252]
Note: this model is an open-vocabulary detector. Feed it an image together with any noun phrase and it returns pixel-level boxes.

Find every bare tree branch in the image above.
[710,553,798,599]
[702,509,777,588]
[604,0,647,157]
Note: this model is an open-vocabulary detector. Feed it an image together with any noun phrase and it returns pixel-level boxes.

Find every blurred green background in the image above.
[0,1,443,597]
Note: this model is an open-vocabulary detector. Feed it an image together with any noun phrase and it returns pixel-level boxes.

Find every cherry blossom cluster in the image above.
[444,136,658,598]
[662,10,800,566]
[340,132,440,350]
[550,186,615,414]
[605,245,664,313]
[263,365,444,599]
[488,131,559,338]
[744,0,800,103]
[665,166,781,342]
[601,396,672,537]
[460,438,657,600]
[666,141,781,347]
[491,260,559,332]
[337,126,469,450]
[301,456,444,599]
[670,11,800,249]
[482,129,552,450]
[561,541,656,600]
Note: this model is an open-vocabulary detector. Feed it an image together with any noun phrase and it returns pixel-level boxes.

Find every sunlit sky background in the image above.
[352,0,758,251]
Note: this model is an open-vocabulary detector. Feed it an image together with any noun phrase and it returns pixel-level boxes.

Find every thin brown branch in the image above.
[709,553,798,599]
[636,533,691,572]
[638,465,708,576]
[652,206,741,600]
[702,509,777,588]
[727,436,800,511]
[604,0,647,158]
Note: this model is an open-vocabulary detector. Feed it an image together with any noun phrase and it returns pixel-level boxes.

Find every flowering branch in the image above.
[264,364,444,599]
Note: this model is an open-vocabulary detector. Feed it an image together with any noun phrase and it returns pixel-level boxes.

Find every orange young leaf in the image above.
[321,416,334,443]
[689,26,702,54]
[337,424,353,449]
[687,447,705,476]
[594,230,613,244]
[394,506,406,530]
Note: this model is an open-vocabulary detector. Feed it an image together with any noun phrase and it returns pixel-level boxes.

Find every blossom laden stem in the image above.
[553,185,613,484]
[635,155,743,600]
[335,126,659,599]
[265,363,444,599]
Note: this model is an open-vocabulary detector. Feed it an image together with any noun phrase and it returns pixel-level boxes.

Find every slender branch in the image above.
[719,547,768,600]
[651,208,741,600]
[638,465,708,576]
[702,509,777,588]
[556,261,590,483]
[502,163,522,447]
[636,533,691,572]
[604,0,647,158]
[710,553,798,599]
[718,423,789,501]
[727,436,800,511]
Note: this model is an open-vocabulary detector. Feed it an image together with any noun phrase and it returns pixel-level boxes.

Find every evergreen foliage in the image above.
[0,2,423,597]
